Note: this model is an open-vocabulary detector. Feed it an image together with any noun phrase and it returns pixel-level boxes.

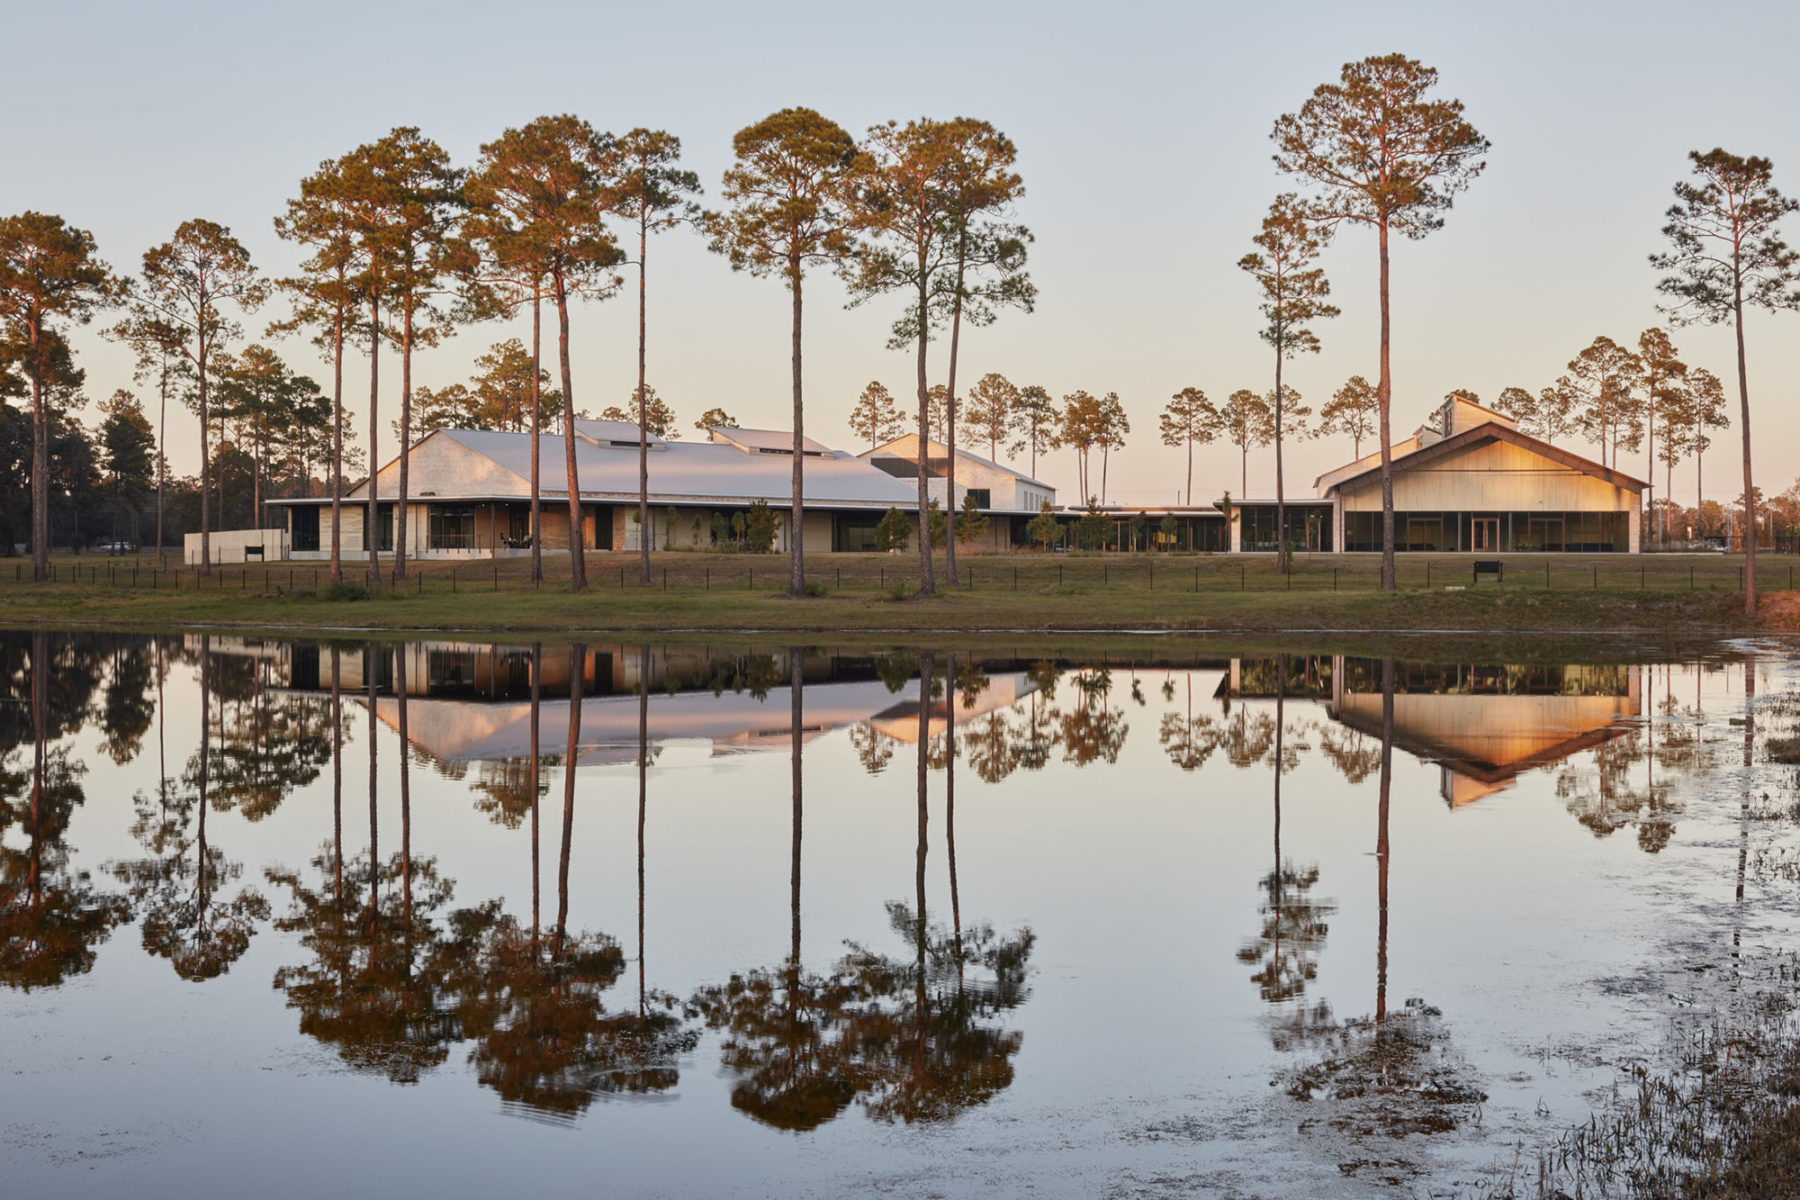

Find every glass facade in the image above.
[428,505,477,550]
[291,506,319,552]
[359,503,395,552]
[1342,511,1630,553]
[1236,505,1332,552]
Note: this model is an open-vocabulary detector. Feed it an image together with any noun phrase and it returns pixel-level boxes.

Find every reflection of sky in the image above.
[7,648,1798,1197]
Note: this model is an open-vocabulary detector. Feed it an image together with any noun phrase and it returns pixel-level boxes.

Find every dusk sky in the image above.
[9,0,1799,509]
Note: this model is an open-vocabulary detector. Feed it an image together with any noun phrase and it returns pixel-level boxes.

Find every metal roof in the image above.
[313,428,923,509]
[708,426,833,455]
[572,418,667,447]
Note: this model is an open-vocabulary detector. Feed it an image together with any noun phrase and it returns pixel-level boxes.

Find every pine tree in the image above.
[704,108,861,598]
[1274,54,1489,590]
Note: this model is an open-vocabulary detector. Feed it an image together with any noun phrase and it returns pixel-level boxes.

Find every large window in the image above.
[1237,506,1332,552]
[359,503,395,552]
[291,506,319,552]
[1343,511,1629,552]
[428,505,477,550]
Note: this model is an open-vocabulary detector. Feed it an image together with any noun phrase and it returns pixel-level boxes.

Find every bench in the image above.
[1473,559,1502,584]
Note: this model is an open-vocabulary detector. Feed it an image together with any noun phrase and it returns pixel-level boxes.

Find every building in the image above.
[1084,396,1646,554]
[266,421,1053,560]
[858,434,1058,552]
[1314,395,1646,553]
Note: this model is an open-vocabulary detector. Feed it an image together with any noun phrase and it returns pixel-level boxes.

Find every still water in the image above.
[4,632,1798,1197]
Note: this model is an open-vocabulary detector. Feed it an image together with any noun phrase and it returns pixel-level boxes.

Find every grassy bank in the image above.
[2,548,1798,638]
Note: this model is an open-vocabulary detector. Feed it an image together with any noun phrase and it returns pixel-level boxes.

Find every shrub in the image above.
[322,580,371,602]
[875,506,912,552]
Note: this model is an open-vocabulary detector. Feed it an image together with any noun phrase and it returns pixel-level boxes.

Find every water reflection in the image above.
[0,631,1735,1160]
[1,632,129,989]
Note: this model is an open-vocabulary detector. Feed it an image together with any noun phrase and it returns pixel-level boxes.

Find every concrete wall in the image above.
[185,528,288,565]
[1339,440,1637,513]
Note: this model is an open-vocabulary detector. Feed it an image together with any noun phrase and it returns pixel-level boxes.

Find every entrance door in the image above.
[1472,518,1499,552]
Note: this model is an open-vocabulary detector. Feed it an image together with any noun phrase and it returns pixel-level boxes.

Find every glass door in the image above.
[1472,518,1499,552]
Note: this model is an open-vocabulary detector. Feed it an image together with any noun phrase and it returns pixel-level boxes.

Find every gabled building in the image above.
[857,433,1057,552]
[1314,396,1646,553]
[267,421,933,559]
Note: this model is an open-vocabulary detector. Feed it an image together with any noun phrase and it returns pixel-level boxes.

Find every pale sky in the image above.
[7,0,1799,510]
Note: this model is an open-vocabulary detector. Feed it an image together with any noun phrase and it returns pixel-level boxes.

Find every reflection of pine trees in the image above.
[1557,725,1685,853]
[1060,670,1128,765]
[1317,723,1383,783]
[694,906,1034,1130]
[436,904,695,1116]
[267,848,460,1084]
[1238,859,1335,1003]
[965,712,1020,782]
[111,765,270,981]
[99,636,159,764]
[1,632,130,991]
[848,724,895,775]
[207,661,333,823]
[0,745,129,989]
[470,755,557,829]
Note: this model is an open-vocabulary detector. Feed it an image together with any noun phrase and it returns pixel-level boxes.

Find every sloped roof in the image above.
[709,426,832,455]
[350,427,918,508]
[1318,422,1647,495]
[863,433,1053,489]
[573,418,667,447]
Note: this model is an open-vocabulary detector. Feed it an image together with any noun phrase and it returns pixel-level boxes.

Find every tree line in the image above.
[4,58,1797,607]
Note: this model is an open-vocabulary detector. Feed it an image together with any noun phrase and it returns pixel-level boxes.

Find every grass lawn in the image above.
[1,548,1796,639]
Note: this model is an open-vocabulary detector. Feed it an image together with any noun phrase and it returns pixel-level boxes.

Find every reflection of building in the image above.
[1220,656,1643,807]
[266,640,1035,767]
[1331,660,1642,807]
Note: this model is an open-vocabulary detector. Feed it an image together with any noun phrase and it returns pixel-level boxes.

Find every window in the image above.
[359,503,395,552]
[291,506,319,552]
[428,505,476,550]
[965,489,991,508]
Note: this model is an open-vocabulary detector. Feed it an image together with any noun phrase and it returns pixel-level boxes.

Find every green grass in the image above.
[0,548,1793,638]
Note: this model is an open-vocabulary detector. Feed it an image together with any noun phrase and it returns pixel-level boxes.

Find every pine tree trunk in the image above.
[1275,342,1288,573]
[555,277,586,591]
[529,641,541,944]
[789,262,806,597]
[156,354,168,570]
[557,642,584,953]
[790,648,803,966]
[197,335,213,575]
[366,299,381,591]
[329,309,343,581]
[1377,221,1396,591]
[1733,279,1755,614]
[1376,658,1393,1021]
[530,286,542,585]
[394,310,412,582]
[944,254,966,586]
[913,274,935,596]
[638,218,652,586]
[29,325,48,582]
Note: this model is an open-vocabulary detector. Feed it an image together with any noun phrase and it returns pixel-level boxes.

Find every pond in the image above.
[4,631,1798,1197]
